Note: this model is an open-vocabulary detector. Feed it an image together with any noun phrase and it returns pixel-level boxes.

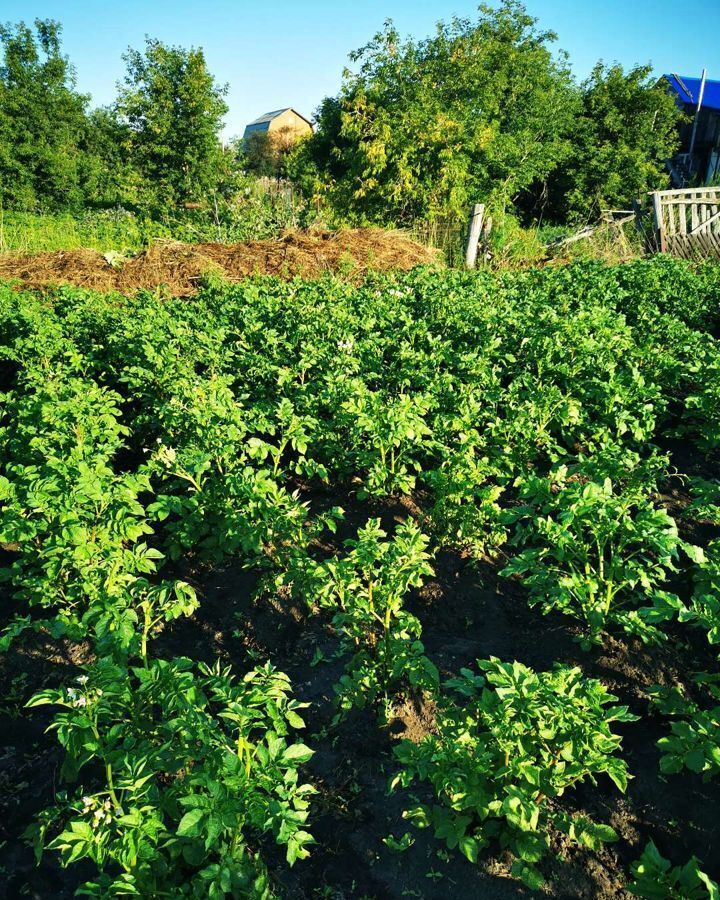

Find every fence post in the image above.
[482,215,493,262]
[465,203,485,269]
[652,192,666,253]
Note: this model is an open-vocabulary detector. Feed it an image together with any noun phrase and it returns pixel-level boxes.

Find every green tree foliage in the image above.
[115,38,230,209]
[301,1,579,224]
[300,7,683,227]
[240,128,306,179]
[79,107,139,208]
[545,63,682,221]
[0,20,90,210]
[241,132,280,178]
[0,7,688,231]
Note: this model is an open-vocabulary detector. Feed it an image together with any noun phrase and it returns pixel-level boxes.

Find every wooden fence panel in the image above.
[651,188,720,259]
[667,231,720,260]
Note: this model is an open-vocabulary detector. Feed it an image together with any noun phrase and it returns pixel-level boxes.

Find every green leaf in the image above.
[458,835,479,863]
[511,859,545,890]
[282,743,314,764]
[177,808,205,837]
[684,749,706,773]
[285,710,306,729]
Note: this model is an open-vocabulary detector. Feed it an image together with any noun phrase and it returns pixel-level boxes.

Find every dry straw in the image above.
[0,228,440,296]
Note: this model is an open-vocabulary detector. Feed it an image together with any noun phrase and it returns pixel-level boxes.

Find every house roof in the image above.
[245,108,313,128]
[665,74,720,112]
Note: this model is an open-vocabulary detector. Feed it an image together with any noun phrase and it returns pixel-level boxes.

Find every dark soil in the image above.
[2,479,720,899]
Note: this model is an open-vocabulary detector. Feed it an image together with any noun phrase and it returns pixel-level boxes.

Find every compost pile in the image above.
[0,228,438,295]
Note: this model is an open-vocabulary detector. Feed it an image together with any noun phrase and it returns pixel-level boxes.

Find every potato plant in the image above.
[341,381,432,497]
[650,677,720,780]
[426,419,507,559]
[627,840,719,899]
[0,375,195,654]
[246,397,326,481]
[27,660,315,898]
[3,258,720,895]
[684,479,720,526]
[301,518,437,718]
[148,446,340,569]
[135,375,341,569]
[393,659,636,889]
[680,538,720,650]
[501,455,689,648]
[684,355,720,451]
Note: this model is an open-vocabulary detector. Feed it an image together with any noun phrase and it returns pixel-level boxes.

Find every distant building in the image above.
[242,108,313,147]
[664,73,720,186]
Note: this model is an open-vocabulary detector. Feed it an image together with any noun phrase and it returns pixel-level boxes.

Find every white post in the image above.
[652,192,666,253]
[688,68,707,160]
[465,203,485,269]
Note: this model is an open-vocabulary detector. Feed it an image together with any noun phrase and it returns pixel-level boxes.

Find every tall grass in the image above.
[1,198,645,270]
[411,211,645,270]
[0,209,158,253]
[0,180,317,254]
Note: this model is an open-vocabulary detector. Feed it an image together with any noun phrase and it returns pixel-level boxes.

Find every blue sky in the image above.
[2,0,719,140]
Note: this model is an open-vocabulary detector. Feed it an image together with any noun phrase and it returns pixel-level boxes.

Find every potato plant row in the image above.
[1,256,720,897]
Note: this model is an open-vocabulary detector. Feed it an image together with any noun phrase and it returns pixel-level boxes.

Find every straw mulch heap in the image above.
[0,229,439,297]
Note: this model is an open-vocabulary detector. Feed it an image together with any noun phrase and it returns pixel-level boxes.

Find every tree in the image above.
[545,64,682,221]
[0,20,90,210]
[301,1,579,225]
[116,38,230,210]
[240,127,302,179]
[79,107,139,208]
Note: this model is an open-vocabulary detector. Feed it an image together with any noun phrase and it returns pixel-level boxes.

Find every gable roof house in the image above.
[664,73,720,186]
[242,108,313,147]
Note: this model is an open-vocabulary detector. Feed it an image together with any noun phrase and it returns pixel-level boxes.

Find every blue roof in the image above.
[665,74,720,112]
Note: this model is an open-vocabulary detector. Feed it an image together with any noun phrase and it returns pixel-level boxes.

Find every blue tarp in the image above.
[665,74,720,112]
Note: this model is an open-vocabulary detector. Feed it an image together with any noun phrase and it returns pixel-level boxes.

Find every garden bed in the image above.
[1,257,720,898]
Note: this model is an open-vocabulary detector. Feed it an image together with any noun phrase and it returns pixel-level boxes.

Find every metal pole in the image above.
[688,68,707,159]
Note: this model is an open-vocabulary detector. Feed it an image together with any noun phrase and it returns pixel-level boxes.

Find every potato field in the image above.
[1,256,720,899]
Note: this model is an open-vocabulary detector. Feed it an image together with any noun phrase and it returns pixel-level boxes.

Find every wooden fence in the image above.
[651,187,720,260]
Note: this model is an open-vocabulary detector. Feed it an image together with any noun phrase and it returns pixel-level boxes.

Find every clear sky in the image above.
[2,0,719,140]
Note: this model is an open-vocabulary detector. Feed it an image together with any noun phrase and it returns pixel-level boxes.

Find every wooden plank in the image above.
[679,202,687,234]
[700,232,720,258]
[668,235,686,259]
[661,199,720,206]
[547,225,596,248]
[653,186,720,259]
[651,186,720,198]
[701,205,710,232]
[652,192,666,252]
[690,208,720,234]
[667,231,720,261]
